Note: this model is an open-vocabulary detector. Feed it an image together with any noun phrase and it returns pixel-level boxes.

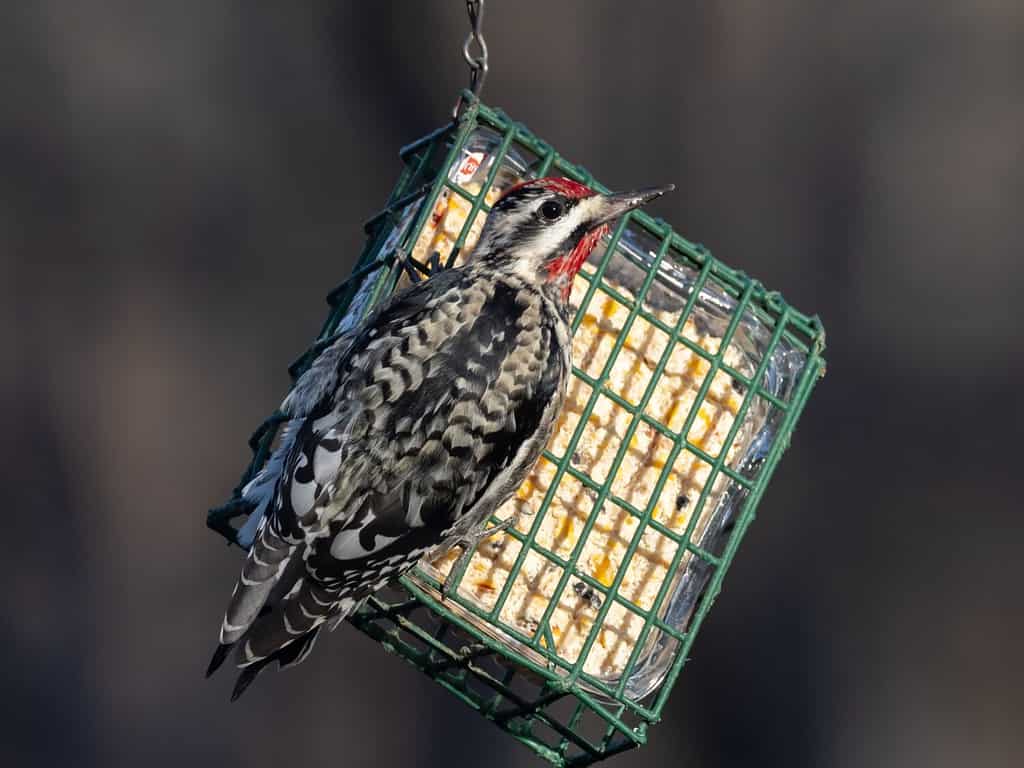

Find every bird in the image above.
[206,176,673,700]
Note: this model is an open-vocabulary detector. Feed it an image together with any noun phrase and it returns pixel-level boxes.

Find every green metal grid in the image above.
[208,93,826,766]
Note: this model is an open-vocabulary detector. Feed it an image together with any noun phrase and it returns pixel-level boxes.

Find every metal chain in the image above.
[453,0,489,118]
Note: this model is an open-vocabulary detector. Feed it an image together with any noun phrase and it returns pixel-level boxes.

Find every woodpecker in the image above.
[207,176,673,699]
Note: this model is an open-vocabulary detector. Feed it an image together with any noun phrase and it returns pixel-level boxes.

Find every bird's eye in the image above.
[540,200,564,220]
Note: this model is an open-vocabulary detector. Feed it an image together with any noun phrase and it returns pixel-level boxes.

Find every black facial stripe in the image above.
[537,217,596,265]
[559,221,591,252]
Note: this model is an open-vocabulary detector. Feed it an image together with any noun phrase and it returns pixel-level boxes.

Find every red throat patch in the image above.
[546,223,610,299]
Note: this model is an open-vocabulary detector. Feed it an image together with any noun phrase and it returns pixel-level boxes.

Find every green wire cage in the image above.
[208,94,826,766]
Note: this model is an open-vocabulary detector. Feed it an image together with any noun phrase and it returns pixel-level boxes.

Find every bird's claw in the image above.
[440,517,517,601]
[428,249,444,275]
[400,248,447,285]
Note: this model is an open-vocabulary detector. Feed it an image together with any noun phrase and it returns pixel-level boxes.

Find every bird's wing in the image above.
[234,323,359,549]
[213,271,468,655]
[228,275,567,680]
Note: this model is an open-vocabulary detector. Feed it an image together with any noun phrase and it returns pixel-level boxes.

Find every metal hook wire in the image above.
[453,0,489,119]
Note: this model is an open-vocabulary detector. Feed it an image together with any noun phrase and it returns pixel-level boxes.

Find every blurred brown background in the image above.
[1,1,1022,766]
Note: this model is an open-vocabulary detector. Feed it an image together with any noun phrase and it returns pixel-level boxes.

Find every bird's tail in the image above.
[237,578,345,665]
[224,579,363,700]
[206,523,295,678]
[228,624,322,701]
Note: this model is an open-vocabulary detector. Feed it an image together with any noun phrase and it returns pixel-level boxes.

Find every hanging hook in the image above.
[453,0,489,119]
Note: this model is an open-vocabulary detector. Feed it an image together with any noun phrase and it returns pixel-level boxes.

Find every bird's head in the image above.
[475,177,674,299]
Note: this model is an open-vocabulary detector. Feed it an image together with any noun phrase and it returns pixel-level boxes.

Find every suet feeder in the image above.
[208,95,826,765]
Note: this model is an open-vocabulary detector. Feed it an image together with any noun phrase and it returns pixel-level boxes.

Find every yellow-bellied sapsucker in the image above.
[206,177,672,699]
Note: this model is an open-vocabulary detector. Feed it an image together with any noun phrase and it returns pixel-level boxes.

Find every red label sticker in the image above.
[455,152,485,183]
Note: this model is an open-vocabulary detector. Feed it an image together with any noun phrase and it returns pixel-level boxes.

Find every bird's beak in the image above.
[589,185,675,228]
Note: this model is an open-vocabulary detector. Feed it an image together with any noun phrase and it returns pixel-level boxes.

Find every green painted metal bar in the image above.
[444,122,518,268]
[650,307,802,717]
[443,177,494,213]
[535,142,558,177]
[560,259,736,687]
[399,576,645,740]
[529,227,685,679]
[470,93,822,342]
[484,213,635,629]
[575,271,762,707]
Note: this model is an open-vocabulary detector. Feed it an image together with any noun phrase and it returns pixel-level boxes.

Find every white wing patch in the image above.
[313,441,342,485]
[289,454,317,513]
[329,527,400,560]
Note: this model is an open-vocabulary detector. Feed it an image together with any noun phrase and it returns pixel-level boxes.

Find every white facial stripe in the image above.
[521,196,599,261]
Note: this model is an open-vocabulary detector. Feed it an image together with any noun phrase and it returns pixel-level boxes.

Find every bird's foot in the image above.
[398,247,427,284]
[427,249,444,275]
[399,248,447,284]
[440,516,517,601]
